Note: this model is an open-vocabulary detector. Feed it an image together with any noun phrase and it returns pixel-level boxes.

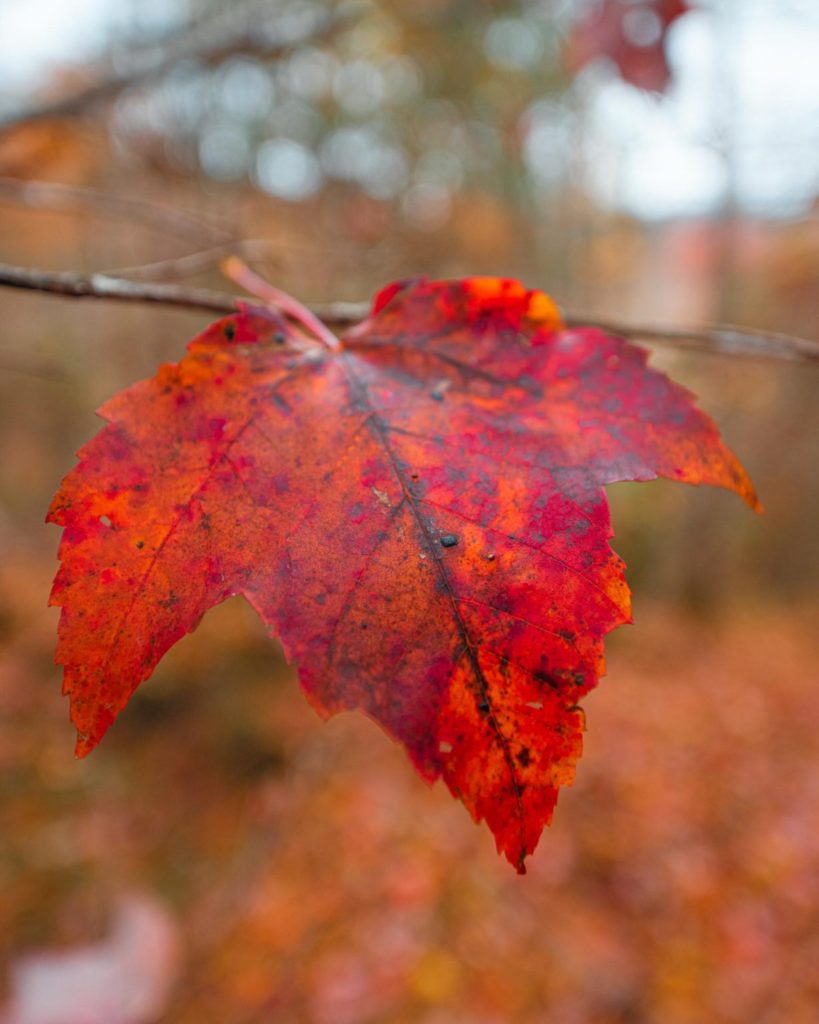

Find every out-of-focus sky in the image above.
[584,0,819,218]
[1,0,817,220]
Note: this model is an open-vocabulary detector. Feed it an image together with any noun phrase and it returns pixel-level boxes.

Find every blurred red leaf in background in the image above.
[567,0,690,92]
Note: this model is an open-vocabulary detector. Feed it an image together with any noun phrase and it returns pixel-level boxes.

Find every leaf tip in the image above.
[73,732,96,759]
[746,488,764,515]
[729,464,763,514]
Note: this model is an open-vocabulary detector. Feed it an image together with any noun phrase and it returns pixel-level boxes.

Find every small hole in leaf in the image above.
[439,741,453,753]
[99,515,112,528]
[440,534,458,548]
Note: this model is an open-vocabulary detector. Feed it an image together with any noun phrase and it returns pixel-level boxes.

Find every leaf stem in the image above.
[221,257,341,351]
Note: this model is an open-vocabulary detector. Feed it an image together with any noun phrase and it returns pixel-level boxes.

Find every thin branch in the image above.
[0,177,404,264]
[0,262,816,363]
[0,264,239,316]
[0,8,349,133]
[311,301,371,325]
[0,176,232,246]
[0,353,68,383]
[563,315,819,363]
[104,239,282,281]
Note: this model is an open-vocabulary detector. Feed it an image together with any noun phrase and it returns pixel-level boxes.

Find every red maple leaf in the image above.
[48,277,758,872]
[566,0,690,93]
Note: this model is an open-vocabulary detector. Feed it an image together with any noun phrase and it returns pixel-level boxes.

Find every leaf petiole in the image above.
[221,256,342,352]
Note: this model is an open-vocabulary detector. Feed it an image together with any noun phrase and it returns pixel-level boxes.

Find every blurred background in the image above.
[0,1,817,1021]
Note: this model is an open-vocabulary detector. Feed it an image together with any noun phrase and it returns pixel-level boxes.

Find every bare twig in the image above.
[312,301,371,326]
[564,315,819,363]
[0,176,232,246]
[0,262,816,363]
[0,264,239,316]
[105,239,282,280]
[0,353,68,383]
[0,8,349,133]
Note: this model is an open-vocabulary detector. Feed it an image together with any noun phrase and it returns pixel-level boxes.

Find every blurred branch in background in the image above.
[1,259,817,362]
[563,314,819,363]
[0,175,233,245]
[0,3,351,135]
[105,240,282,280]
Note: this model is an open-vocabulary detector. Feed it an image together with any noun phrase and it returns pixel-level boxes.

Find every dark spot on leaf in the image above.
[517,748,531,767]
[271,392,291,413]
[477,700,490,714]
[440,534,458,548]
[224,321,236,341]
[533,670,559,690]
[135,540,144,549]
[274,331,286,345]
